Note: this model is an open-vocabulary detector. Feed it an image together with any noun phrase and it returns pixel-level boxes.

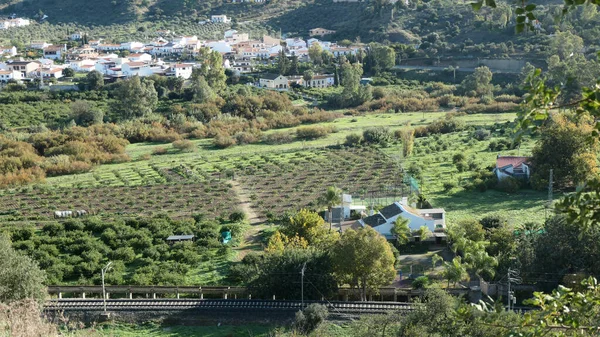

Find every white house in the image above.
[96,44,123,52]
[69,59,97,72]
[356,201,446,242]
[206,41,232,53]
[211,15,231,23]
[128,53,152,62]
[0,18,30,29]
[167,63,193,79]
[30,41,50,49]
[305,74,335,88]
[493,156,531,181]
[8,61,39,77]
[70,32,83,41]
[43,45,65,60]
[0,69,21,82]
[121,62,153,77]
[259,73,289,89]
[121,42,145,51]
[39,67,64,79]
[0,46,17,57]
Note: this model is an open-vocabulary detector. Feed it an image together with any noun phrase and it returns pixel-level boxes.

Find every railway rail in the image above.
[45,299,414,314]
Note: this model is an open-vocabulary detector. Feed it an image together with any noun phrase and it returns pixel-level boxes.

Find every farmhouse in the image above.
[211,15,231,23]
[355,201,446,243]
[0,46,17,57]
[493,155,531,181]
[259,73,289,89]
[43,45,65,60]
[309,28,337,37]
[7,61,39,77]
[305,74,335,88]
[167,63,194,79]
[0,69,21,82]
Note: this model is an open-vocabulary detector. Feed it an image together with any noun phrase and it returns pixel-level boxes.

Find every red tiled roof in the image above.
[496,156,529,169]
[126,62,146,67]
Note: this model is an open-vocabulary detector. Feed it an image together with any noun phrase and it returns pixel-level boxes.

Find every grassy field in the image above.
[0,111,547,226]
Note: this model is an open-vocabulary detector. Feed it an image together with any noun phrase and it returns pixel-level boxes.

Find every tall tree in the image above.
[391,217,412,246]
[442,257,469,287]
[195,49,227,94]
[332,227,396,301]
[84,70,104,91]
[317,186,342,231]
[0,236,46,304]
[191,75,215,103]
[113,76,158,119]
[277,49,289,75]
[308,43,323,66]
[279,209,338,249]
[530,113,599,190]
[460,66,493,97]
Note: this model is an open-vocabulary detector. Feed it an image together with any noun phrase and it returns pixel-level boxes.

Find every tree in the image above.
[277,49,289,75]
[113,76,158,119]
[279,209,338,248]
[70,100,104,126]
[461,66,493,97]
[191,75,215,103]
[62,68,75,77]
[442,256,469,287]
[195,49,227,94]
[549,30,584,60]
[365,44,396,74]
[308,43,323,65]
[464,245,497,281]
[303,70,314,86]
[294,304,329,334]
[317,187,342,231]
[391,217,412,246]
[84,70,104,91]
[0,236,46,304]
[332,227,396,301]
[289,55,299,75]
[414,226,432,242]
[530,114,598,190]
[362,127,392,146]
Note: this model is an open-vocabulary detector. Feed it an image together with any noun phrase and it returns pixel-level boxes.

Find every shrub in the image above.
[229,210,247,222]
[172,139,195,152]
[496,177,520,193]
[442,181,456,192]
[473,128,491,141]
[213,134,237,148]
[263,131,293,145]
[152,146,168,155]
[345,133,363,147]
[294,303,329,333]
[412,275,430,289]
[362,127,393,147]
[296,126,333,140]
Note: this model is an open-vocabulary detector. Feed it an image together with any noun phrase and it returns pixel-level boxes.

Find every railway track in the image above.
[45,299,413,314]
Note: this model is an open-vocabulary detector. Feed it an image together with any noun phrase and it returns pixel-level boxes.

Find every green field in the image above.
[0,111,548,226]
[77,323,275,337]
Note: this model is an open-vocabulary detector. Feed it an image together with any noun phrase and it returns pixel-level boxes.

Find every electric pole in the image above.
[507,268,520,311]
[102,261,112,313]
[301,262,307,308]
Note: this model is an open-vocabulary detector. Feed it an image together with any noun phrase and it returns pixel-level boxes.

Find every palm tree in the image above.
[391,217,411,246]
[442,257,469,288]
[464,248,498,281]
[431,254,443,272]
[318,186,342,231]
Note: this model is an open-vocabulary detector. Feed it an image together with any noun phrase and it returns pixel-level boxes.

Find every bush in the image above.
[345,133,363,147]
[213,134,237,148]
[362,127,393,146]
[412,275,430,289]
[172,139,195,152]
[296,126,333,140]
[473,128,491,141]
[152,146,168,155]
[262,131,293,145]
[294,303,329,333]
[442,181,456,192]
[229,210,247,222]
[496,177,520,193]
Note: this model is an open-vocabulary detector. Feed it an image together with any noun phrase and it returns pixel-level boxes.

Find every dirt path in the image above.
[229,180,267,260]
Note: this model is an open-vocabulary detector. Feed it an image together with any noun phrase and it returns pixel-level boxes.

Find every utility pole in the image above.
[507,268,520,311]
[546,169,553,220]
[301,262,307,308]
[102,262,112,313]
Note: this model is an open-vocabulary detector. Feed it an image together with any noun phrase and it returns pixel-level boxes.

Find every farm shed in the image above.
[166,235,195,245]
